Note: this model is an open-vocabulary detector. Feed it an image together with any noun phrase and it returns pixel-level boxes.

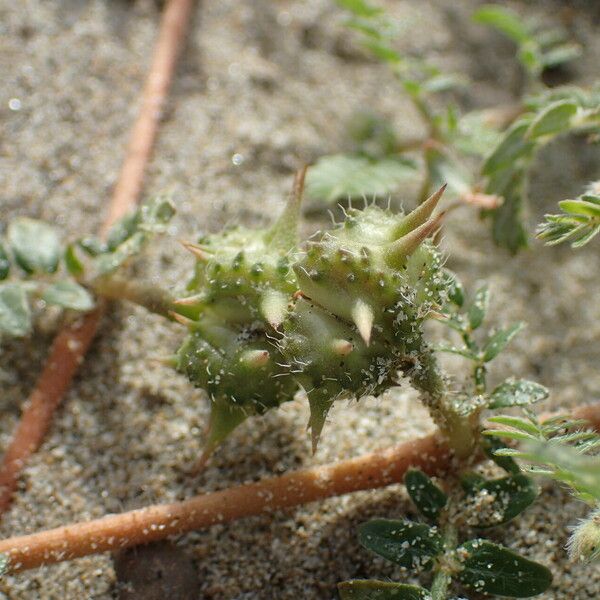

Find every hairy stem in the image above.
[411,348,478,459]
[91,275,175,318]
[431,571,451,600]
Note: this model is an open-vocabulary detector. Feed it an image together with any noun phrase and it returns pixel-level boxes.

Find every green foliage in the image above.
[405,468,448,522]
[473,5,581,81]
[358,519,442,569]
[339,469,551,599]
[460,472,538,528]
[481,91,600,252]
[486,410,600,562]
[487,379,549,409]
[338,580,430,600]
[0,198,174,341]
[437,280,547,409]
[306,154,416,204]
[0,284,31,338]
[456,539,552,597]
[309,1,597,253]
[7,218,61,274]
[537,181,600,247]
[486,411,600,500]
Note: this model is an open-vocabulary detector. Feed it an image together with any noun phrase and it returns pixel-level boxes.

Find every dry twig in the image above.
[0,0,196,516]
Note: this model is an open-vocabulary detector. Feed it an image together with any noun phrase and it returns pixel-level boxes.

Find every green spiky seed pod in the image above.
[173,177,470,459]
[174,170,307,457]
[283,187,450,449]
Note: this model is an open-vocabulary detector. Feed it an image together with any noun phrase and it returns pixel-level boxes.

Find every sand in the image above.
[0,0,599,598]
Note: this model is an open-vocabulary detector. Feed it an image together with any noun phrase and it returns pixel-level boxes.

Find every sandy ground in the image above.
[1,0,599,598]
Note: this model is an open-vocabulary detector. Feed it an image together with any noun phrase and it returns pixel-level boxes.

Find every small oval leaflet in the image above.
[338,579,431,600]
[358,519,443,569]
[488,378,549,409]
[404,469,448,522]
[0,283,32,337]
[457,539,552,597]
[42,281,95,311]
[7,217,61,274]
[461,473,538,528]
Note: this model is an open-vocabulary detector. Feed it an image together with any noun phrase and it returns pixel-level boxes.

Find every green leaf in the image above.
[462,473,538,527]
[0,283,31,337]
[405,469,448,522]
[482,322,524,362]
[358,519,443,569]
[488,379,549,409]
[0,243,10,280]
[337,0,382,18]
[526,100,578,139]
[483,122,533,176]
[338,580,431,600]
[64,244,85,277]
[7,218,61,274]
[443,270,464,307]
[483,436,521,474]
[42,281,94,311]
[138,198,176,232]
[467,286,489,330]
[473,6,531,45]
[305,154,417,203]
[436,345,477,360]
[95,233,145,274]
[558,199,600,218]
[487,168,529,253]
[106,212,139,251]
[457,539,552,597]
[77,237,106,257]
[542,43,582,69]
[487,415,540,437]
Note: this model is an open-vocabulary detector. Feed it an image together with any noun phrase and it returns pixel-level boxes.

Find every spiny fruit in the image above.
[283,187,448,449]
[173,173,449,458]
[173,170,307,458]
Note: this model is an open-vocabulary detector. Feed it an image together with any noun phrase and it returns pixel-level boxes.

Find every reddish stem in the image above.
[0,402,598,573]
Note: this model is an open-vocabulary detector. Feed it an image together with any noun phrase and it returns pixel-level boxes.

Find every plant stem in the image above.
[0,403,597,573]
[431,571,451,600]
[410,349,478,459]
[91,275,175,318]
[0,0,196,518]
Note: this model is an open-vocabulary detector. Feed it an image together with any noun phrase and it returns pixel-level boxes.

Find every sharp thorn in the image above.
[386,211,445,267]
[292,165,308,205]
[169,310,196,326]
[240,349,270,368]
[394,184,447,238]
[180,240,211,261]
[173,294,204,306]
[331,339,354,356]
[351,299,374,346]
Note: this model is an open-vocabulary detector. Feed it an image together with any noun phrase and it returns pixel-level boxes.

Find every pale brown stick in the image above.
[0,0,196,516]
[1,402,598,573]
